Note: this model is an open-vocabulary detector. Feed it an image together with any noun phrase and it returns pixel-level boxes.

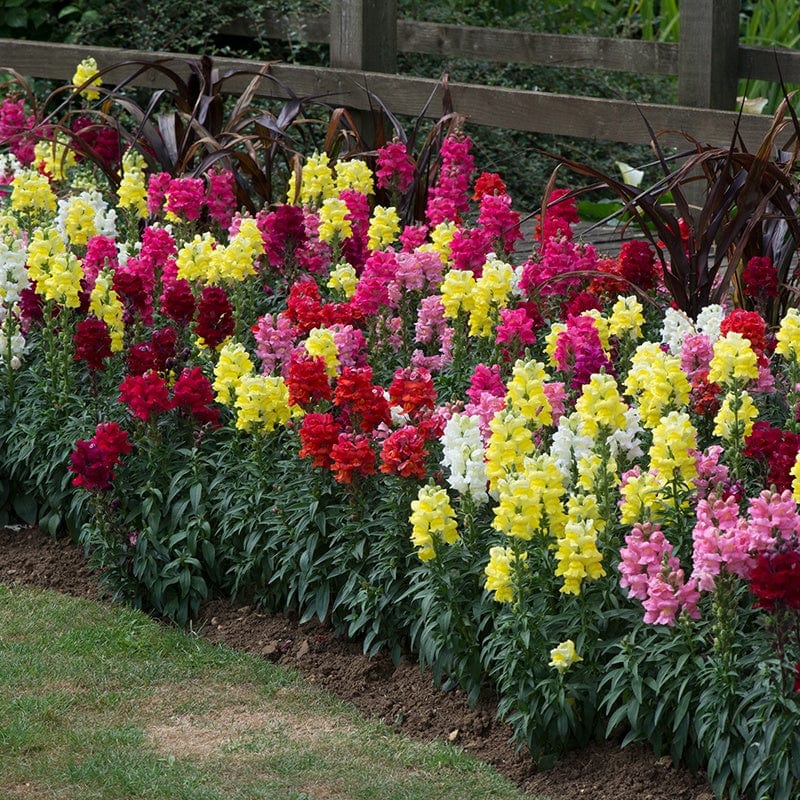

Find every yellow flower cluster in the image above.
[713,391,758,440]
[304,327,339,377]
[62,195,99,246]
[409,484,459,561]
[608,295,645,340]
[554,492,606,595]
[492,454,566,541]
[468,259,515,337]
[26,228,84,308]
[544,323,566,367]
[648,411,698,487]
[327,263,358,298]
[212,341,255,405]
[234,373,293,433]
[428,221,456,262]
[440,268,476,319]
[34,138,77,182]
[548,639,583,673]
[117,150,148,218]
[317,197,353,244]
[89,271,125,351]
[10,170,57,217]
[624,341,690,428]
[708,331,759,386]
[574,373,628,439]
[367,205,400,250]
[289,151,335,206]
[484,545,526,603]
[506,359,552,426]
[335,158,374,195]
[582,309,611,352]
[208,218,263,283]
[72,57,102,100]
[775,308,800,361]
[485,408,535,494]
[576,450,617,495]
[176,233,216,283]
[618,469,663,525]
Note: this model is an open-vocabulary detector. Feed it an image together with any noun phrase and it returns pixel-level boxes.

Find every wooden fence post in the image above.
[329,0,398,147]
[678,0,740,110]
[329,0,398,72]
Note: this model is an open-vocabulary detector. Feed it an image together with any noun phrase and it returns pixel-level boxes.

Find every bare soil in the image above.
[0,525,714,800]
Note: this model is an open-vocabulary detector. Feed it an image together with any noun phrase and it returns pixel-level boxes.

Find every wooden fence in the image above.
[2,0,800,151]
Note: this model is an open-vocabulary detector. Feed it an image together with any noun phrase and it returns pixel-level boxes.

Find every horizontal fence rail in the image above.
[2,1,800,152]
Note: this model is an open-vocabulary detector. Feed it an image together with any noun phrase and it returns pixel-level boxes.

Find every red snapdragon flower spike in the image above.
[171,367,219,426]
[534,188,579,243]
[150,326,177,372]
[161,279,196,325]
[388,367,437,417]
[690,370,722,416]
[334,366,392,433]
[379,426,428,479]
[286,352,332,409]
[285,279,326,334]
[73,317,112,371]
[330,432,376,484]
[617,239,660,292]
[749,550,800,611]
[299,412,341,469]
[720,309,767,355]
[194,285,234,349]
[472,171,506,201]
[741,255,779,299]
[69,421,131,491]
[71,116,122,170]
[744,422,800,492]
[375,140,415,194]
[119,371,171,421]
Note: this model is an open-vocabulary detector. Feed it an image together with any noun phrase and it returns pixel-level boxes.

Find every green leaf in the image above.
[189,482,202,513]
[12,493,37,525]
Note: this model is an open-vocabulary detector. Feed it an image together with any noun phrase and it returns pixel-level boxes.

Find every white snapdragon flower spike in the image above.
[0,239,30,307]
[0,153,22,181]
[440,412,489,505]
[607,406,645,464]
[660,306,694,354]
[550,411,594,486]
[695,304,724,342]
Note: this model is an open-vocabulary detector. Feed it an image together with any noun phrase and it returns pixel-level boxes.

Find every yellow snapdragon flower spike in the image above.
[575,373,628,439]
[618,469,664,525]
[367,205,400,251]
[317,197,353,243]
[327,263,358,298]
[484,545,526,603]
[72,57,102,100]
[625,341,690,428]
[468,259,515,337]
[62,195,99,246]
[335,158,374,195]
[649,410,698,487]
[36,251,84,308]
[117,149,148,218]
[549,640,583,673]
[485,408,535,494]
[409,484,459,561]
[234,374,292,433]
[581,309,611,352]
[27,228,66,281]
[506,359,552,426]
[208,218,263,284]
[10,170,57,216]
[34,138,77,182]
[708,331,759,385]
[296,151,336,207]
[544,323,567,368]
[429,220,456,262]
[212,341,254,405]
[775,308,800,361]
[440,268,476,318]
[89,271,125,351]
[554,492,606,595]
[305,327,339,377]
[713,390,758,440]
[608,295,645,340]
[176,233,216,283]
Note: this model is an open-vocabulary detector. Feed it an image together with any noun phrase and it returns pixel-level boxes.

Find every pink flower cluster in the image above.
[425,135,475,226]
[619,522,700,625]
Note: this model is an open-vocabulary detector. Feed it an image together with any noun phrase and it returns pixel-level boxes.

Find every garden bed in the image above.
[0,524,712,800]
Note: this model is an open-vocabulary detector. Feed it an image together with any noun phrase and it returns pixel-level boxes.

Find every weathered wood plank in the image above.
[221,13,680,75]
[329,0,397,73]
[0,39,777,151]
[738,44,800,85]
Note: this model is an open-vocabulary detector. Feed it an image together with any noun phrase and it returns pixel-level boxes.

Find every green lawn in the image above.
[0,584,541,800]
